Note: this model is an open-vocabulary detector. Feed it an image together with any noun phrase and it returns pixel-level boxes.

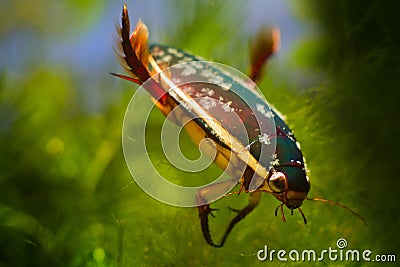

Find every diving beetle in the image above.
[112,4,365,247]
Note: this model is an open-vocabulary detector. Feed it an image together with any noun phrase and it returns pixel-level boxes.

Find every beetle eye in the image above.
[268,172,287,193]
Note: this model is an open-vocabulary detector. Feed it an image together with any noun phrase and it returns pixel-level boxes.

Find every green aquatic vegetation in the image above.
[0,0,399,266]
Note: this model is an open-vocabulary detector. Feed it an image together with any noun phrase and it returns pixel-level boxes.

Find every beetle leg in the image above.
[198,204,220,247]
[249,26,280,84]
[197,179,238,247]
[198,189,261,247]
[217,191,261,247]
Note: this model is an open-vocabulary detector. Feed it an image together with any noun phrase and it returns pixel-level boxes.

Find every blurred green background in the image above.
[1,0,399,266]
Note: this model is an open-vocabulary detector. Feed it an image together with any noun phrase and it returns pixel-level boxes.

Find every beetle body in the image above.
[149,44,310,207]
[114,4,312,247]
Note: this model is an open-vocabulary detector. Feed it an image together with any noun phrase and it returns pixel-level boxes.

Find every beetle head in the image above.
[261,162,366,226]
[266,161,310,210]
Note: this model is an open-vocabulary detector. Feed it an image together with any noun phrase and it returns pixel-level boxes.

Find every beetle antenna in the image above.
[307,197,367,226]
[274,203,286,222]
[298,207,307,224]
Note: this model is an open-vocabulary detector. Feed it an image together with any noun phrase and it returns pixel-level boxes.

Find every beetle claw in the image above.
[228,207,241,213]
[209,207,219,217]
[198,204,223,247]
